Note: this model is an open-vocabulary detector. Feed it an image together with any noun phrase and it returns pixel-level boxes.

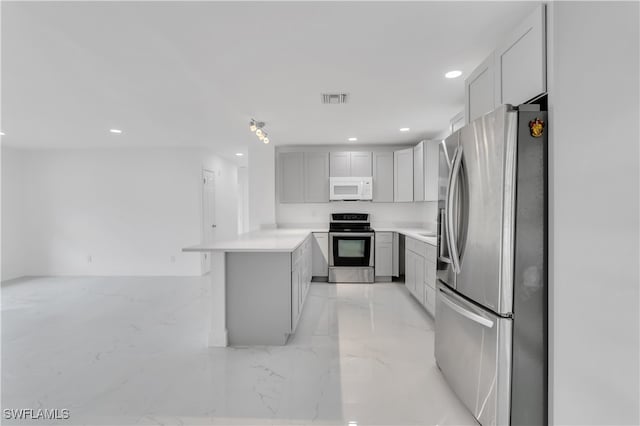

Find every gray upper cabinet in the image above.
[465,53,496,124]
[372,151,394,202]
[450,111,465,134]
[279,152,304,203]
[465,5,547,124]
[350,152,372,176]
[495,5,546,106]
[329,152,351,177]
[413,142,425,202]
[394,148,413,202]
[329,152,372,177]
[304,152,329,202]
[424,140,439,202]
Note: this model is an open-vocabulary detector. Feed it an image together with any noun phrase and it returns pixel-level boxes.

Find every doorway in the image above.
[202,169,216,274]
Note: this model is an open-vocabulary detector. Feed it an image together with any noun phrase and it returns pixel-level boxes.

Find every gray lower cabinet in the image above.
[405,237,436,317]
[312,232,329,278]
[304,152,329,202]
[291,235,312,332]
[225,235,313,346]
[374,232,393,280]
[226,252,293,345]
[373,152,394,202]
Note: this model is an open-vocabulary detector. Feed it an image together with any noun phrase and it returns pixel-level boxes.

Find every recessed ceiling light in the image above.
[445,70,462,79]
[400,127,410,132]
[348,137,358,142]
[235,153,244,157]
[110,129,123,134]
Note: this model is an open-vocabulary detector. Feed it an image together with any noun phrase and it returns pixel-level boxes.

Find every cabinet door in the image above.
[350,152,373,177]
[405,250,415,295]
[413,142,425,202]
[450,111,465,134]
[330,152,350,177]
[392,233,399,277]
[373,152,394,202]
[415,255,425,305]
[291,267,300,331]
[495,5,546,106]
[300,259,306,308]
[465,53,495,124]
[424,140,439,201]
[394,148,414,202]
[312,233,329,277]
[375,239,393,277]
[279,152,305,203]
[304,152,329,202]
[305,241,313,287]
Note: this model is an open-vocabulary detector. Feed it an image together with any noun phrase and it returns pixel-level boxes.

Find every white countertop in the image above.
[183,227,435,253]
[375,228,437,246]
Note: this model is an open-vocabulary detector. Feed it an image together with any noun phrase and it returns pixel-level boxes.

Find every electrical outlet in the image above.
[170,256,176,263]
[88,255,92,263]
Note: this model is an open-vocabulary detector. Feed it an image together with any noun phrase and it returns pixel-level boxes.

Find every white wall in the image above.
[1,147,238,279]
[248,144,276,231]
[1,148,28,280]
[237,166,249,234]
[548,2,639,424]
[277,201,437,229]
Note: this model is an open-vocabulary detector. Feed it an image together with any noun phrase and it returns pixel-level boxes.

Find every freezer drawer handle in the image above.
[439,289,494,328]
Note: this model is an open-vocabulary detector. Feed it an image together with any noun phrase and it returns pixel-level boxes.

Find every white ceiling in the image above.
[2,1,539,161]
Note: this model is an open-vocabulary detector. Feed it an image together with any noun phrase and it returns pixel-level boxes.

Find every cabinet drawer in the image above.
[376,232,393,243]
[406,237,418,254]
[425,244,437,264]
[407,237,428,258]
[405,237,414,253]
[292,240,306,268]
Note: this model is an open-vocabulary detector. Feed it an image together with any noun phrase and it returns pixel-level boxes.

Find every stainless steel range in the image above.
[328,213,374,283]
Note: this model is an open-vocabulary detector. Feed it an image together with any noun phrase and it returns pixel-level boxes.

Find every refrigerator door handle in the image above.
[438,208,452,263]
[439,288,494,328]
[446,146,463,274]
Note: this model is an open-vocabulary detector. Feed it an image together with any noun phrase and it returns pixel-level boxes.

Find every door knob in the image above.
[211,224,217,228]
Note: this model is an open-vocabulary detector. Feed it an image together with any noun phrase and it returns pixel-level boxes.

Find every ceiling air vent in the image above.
[321,93,348,104]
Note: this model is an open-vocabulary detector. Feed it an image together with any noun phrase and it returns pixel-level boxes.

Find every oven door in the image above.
[329,233,374,267]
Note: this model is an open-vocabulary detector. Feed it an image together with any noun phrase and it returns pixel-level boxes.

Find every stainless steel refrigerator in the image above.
[435,104,547,426]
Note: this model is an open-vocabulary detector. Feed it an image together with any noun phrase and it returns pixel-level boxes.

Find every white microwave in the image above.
[329,177,373,201]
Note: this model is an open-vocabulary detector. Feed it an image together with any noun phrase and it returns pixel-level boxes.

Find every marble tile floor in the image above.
[1,276,477,426]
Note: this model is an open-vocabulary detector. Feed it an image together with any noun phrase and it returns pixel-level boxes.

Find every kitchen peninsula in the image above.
[183,227,436,347]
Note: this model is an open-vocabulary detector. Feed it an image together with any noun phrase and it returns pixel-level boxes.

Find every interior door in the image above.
[451,106,517,314]
[202,170,216,274]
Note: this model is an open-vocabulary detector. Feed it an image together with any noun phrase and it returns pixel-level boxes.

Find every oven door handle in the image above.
[329,232,375,237]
